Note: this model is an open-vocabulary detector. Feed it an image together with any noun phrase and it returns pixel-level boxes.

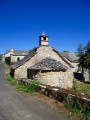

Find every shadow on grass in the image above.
[84,81,90,84]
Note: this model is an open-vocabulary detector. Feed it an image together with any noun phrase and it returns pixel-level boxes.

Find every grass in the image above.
[16,81,40,93]
[6,73,39,93]
[6,73,17,86]
[9,62,16,66]
[73,80,90,95]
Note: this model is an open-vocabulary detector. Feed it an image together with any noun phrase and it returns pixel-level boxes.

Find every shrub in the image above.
[24,81,40,93]
[65,99,90,120]
[9,62,16,66]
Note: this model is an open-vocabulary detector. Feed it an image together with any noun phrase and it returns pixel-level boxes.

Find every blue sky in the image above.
[0,0,90,54]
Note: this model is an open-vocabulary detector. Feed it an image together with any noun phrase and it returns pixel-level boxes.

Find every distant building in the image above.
[11,32,74,88]
[61,52,89,81]
[2,48,29,64]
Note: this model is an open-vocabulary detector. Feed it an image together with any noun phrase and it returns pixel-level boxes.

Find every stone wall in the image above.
[14,46,72,79]
[17,79,90,111]
[33,70,73,88]
[11,55,26,62]
[36,84,90,111]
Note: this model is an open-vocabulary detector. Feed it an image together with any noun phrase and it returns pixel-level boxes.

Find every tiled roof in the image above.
[60,52,79,63]
[28,57,68,71]
[6,50,29,56]
[53,49,74,68]
[11,50,37,69]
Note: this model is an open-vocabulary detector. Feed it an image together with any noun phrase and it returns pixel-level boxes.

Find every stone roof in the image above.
[53,49,74,68]
[28,57,68,71]
[6,50,29,56]
[11,46,73,70]
[60,52,79,63]
[11,50,37,69]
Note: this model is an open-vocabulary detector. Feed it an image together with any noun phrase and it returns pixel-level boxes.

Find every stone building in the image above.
[2,48,29,64]
[11,32,74,88]
[61,52,90,81]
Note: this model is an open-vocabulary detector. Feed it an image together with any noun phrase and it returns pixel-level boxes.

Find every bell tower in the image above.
[39,32,49,46]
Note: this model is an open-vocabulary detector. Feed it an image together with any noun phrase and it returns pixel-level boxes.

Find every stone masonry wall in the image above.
[34,70,73,88]
[11,55,26,62]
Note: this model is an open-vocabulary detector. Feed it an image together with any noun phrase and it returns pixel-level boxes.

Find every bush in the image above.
[24,81,40,93]
[9,62,16,66]
[6,73,40,93]
[65,99,90,120]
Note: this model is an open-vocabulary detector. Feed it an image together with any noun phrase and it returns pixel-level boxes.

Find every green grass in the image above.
[6,73,17,86]
[9,62,16,66]
[6,73,39,93]
[73,80,90,95]
[15,81,40,93]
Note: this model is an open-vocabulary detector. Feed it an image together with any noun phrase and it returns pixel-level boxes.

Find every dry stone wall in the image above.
[34,70,73,88]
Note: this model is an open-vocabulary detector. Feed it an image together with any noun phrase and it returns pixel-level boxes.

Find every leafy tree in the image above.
[77,43,85,73]
[29,47,37,53]
[76,43,85,57]
[29,49,33,53]
[85,40,90,70]
[77,41,90,75]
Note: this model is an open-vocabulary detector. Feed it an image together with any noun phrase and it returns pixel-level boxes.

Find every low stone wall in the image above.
[17,79,90,111]
[36,84,90,111]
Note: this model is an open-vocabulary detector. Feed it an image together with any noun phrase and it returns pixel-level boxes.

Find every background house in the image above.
[61,52,89,81]
[2,48,29,64]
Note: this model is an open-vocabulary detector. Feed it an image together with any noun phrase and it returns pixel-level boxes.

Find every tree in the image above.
[76,43,85,57]
[29,47,37,54]
[85,40,90,70]
[77,41,90,80]
[76,43,85,73]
